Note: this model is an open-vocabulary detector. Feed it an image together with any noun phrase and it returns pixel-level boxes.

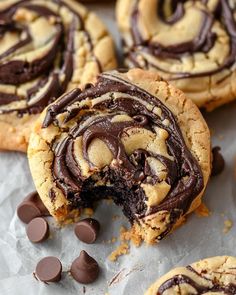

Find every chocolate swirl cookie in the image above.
[116,0,236,110]
[28,69,211,243]
[145,256,236,294]
[0,0,117,151]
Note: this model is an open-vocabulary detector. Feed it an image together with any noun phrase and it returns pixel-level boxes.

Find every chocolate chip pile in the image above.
[17,191,100,285]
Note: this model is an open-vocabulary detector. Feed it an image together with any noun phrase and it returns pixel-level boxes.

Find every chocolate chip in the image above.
[74,218,100,244]
[17,202,41,224]
[17,191,50,223]
[26,217,49,243]
[35,256,62,283]
[212,146,225,176]
[70,251,99,284]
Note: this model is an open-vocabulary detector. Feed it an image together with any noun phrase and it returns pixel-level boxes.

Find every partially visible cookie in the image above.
[28,69,211,244]
[0,0,117,152]
[145,256,236,294]
[116,0,236,110]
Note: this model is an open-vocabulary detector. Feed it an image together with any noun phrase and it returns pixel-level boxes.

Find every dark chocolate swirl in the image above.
[0,0,106,115]
[128,0,236,78]
[41,70,204,242]
[117,0,236,108]
[145,256,236,295]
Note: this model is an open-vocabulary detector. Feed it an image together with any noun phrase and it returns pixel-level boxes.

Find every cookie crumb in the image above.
[223,219,233,233]
[195,203,210,217]
[108,226,142,261]
[217,134,224,140]
[61,209,81,225]
[120,226,142,246]
[83,208,94,217]
[174,215,187,228]
[107,237,117,244]
[112,215,121,221]
[105,199,113,205]
[111,237,117,243]
[108,242,129,262]
[63,217,78,225]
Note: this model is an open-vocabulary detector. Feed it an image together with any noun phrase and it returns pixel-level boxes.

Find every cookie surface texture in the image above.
[145,256,236,294]
[0,0,117,151]
[116,0,236,110]
[28,69,211,244]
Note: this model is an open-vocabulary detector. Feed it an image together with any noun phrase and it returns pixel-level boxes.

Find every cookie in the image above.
[116,0,236,111]
[145,256,236,294]
[28,69,211,244]
[0,0,117,152]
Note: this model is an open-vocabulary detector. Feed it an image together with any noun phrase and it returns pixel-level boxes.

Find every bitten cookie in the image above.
[0,0,117,152]
[116,0,236,110]
[145,256,236,294]
[28,69,211,244]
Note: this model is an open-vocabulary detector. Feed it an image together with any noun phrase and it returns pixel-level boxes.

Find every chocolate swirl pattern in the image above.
[116,0,236,110]
[28,69,211,244]
[0,0,116,151]
[145,256,236,295]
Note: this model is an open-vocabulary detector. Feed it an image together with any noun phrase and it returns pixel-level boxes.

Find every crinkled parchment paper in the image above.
[0,3,236,295]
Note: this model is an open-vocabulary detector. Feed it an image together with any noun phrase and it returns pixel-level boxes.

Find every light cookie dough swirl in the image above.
[116,0,236,110]
[145,256,236,294]
[0,0,116,151]
[28,69,211,244]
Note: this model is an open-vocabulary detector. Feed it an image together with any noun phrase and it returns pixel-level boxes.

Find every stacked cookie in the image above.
[1,0,236,293]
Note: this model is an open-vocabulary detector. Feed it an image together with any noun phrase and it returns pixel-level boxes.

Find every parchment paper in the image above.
[0,3,236,295]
